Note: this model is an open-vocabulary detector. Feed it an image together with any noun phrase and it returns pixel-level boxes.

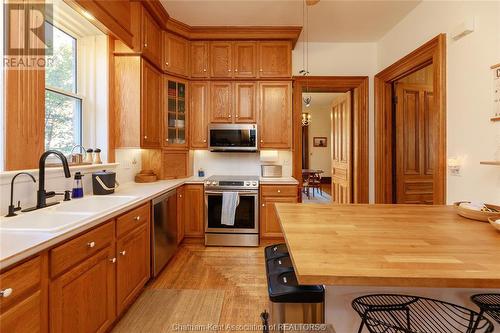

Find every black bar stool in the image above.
[471,294,500,325]
[352,294,494,333]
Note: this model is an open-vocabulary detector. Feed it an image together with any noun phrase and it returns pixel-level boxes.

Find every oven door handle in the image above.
[205,190,258,195]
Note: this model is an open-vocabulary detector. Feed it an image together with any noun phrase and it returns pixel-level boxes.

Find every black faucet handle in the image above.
[63,190,71,201]
[15,201,21,211]
[45,191,56,199]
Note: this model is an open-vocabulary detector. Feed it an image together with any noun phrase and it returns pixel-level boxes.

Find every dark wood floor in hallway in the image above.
[114,239,278,333]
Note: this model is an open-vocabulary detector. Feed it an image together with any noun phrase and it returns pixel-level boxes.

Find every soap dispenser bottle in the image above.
[72,172,84,199]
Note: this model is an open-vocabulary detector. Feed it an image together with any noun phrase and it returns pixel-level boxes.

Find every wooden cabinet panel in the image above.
[0,290,45,333]
[260,185,297,197]
[141,60,162,148]
[184,184,204,237]
[234,82,257,123]
[140,6,161,67]
[163,32,189,76]
[189,82,209,148]
[258,82,292,149]
[210,82,233,123]
[210,42,233,78]
[161,150,192,179]
[116,203,150,238]
[0,255,48,333]
[190,42,209,78]
[260,195,297,238]
[258,42,291,78]
[50,221,115,278]
[233,42,257,78]
[116,223,150,315]
[50,246,116,333]
[177,186,185,244]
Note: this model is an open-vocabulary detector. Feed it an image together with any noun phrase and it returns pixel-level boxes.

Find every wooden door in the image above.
[177,186,185,244]
[259,82,292,148]
[184,184,204,237]
[331,92,352,204]
[210,42,233,78]
[190,42,209,78]
[141,7,161,67]
[163,32,188,76]
[234,82,257,123]
[260,196,297,238]
[116,223,150,315]
[50,246,116,333]
[141,60,162,148]
[189,82,210,148]
[258,42,291,78]
[395,83,435,204]
[210,82,233,123]
[233,42,257,78]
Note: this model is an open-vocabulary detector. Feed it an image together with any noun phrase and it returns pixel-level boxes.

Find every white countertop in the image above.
[0,177,205,270]
[0,175,296,270]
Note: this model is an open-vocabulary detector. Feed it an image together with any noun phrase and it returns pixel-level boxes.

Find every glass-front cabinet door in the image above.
[164,76,188,148]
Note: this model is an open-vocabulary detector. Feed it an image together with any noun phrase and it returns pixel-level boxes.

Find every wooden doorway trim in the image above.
[292,76,369,203]
[374,34,446,204]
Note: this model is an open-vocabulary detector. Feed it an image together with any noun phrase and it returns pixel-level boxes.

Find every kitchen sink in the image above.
[0,211,93,233]
[51,195,138,214]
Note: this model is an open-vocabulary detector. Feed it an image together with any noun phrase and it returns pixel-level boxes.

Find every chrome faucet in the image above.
[5,172,36,217]
[23,150,72,212]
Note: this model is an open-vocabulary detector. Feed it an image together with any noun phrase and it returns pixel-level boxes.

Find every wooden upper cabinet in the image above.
[210,82,233,123]
[141,60,162,148]
[233,42,257,78]
[210,42,233,78]
[259,82,292,149]
[190,42,209,78]
[234,82,257,123]
[163,32,189,76]
[129,3,161,67]
[258,41,291,78]
[189,82,210,148]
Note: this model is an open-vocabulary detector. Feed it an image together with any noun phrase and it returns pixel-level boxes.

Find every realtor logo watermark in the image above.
[4,1,53,69]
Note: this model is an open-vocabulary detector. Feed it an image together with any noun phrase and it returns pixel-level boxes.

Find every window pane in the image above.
[45,24,77,93]
[45,90,82,155]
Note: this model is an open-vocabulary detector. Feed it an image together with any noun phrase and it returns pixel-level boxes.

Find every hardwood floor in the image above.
[120,239,277,332]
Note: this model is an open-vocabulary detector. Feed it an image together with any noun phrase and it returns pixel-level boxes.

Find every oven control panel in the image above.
[204,178,259,190]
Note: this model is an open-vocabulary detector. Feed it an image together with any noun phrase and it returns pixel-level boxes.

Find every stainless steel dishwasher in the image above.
[151,190,177,277]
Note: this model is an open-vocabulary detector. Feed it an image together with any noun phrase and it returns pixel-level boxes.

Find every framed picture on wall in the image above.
[313,137,327,147]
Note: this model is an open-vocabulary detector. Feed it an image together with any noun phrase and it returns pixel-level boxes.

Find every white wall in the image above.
[307,105,332,177]
[293,42,378,202]
[377,1,500,204]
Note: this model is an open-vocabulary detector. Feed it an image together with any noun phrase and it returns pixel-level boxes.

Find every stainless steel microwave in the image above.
[209,124,258,152]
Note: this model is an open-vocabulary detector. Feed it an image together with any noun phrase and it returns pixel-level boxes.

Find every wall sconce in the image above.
[302,112,311,127]
[448,157,462,176]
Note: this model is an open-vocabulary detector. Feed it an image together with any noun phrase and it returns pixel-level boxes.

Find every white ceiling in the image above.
[162,0,421,42]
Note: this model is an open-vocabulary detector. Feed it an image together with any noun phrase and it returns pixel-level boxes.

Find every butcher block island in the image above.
[274,203,500,332]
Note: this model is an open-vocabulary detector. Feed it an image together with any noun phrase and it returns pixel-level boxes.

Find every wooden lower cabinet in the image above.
[184,184,205,237]
[177,186,186,243]
[260,185,298,238]
[0,255,48,333]
[50,246,116,333]
[116,222,150,315]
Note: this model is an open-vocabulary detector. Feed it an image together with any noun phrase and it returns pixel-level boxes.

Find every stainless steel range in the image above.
[204,175,259,246]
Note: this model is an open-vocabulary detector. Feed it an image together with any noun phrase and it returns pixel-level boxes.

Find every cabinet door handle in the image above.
[262,203,265,207]
[134,216,141,221]
[235,115,239,118]
[87,241,96,248]
[0,288,13,298]
[277,190,281,193]
[234,69,238,72]
[179,194,182,198]
[120,250,127,256]
[144,43,148,48]
[203,139,207,143]
[166,62,169,66]
[260,139,263,143]
[228,115,232,118]
[228,69,231,72]
[110,258,116,263]
[203,69,207,72]
[260,69,263,72]
[144,135,148,139]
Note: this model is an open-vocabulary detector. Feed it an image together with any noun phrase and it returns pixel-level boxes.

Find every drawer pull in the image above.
[110,258,116,263]
[87,241,96,248]
[277,190,281,193]
[120,250,127,256]
[0,288,13,298]
[262,203,265,207]
[134,216,141,221]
